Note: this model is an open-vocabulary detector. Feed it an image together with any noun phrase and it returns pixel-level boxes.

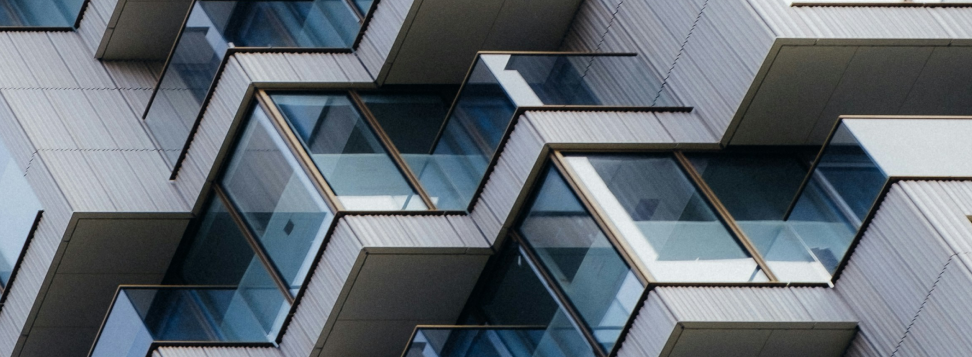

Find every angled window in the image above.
[0,0,84,27]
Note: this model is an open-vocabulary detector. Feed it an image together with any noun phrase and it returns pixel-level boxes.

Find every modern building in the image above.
[0,0,969,356]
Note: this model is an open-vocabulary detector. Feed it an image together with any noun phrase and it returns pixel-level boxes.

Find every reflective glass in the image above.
[0,0,84,27]
[788,124,887,274]
[563,154,764,282]
[517,166,642,351]
[687,151,834,282]
[359,89,457,154]
[220,106,334,288]
[406,323,594,357]
[178,197,258,286]
[0,134,41,287]
[271,93,426,210]
[91,283,289,357]
[145,0,364,164]
[408,59,515,210]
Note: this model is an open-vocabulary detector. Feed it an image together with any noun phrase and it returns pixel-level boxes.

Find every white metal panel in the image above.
[235,53,301,83]
[526,111,673,144]
[44,89,118,150]
[1,90,78,150]
[355,0,414,77]
[77,0,110,54]
[653,111,718,144]
[39,150,116,212]
[616,293,678,357]
[7,32,79,89]
[0,34,38,89]
[102,61,160,89]
[844,119,972,178]
[84,89,156,149]
[47,32,116,89]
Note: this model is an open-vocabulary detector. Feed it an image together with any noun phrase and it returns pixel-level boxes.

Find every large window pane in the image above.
[517,165,642,351]
[178,197,257,286]
[0,0,84,27]
[271,93,426,211]
[563,154,764,283]
[0,134,41,287]
[359,89,457,154]
[220,106,334,288]
[687,151,833,282]
[788,124,887,274]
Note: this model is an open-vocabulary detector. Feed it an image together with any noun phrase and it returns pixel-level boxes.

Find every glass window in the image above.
[178,197,257,286]
[270,93,427,211]
[0,0,84,27]
[220,106,334,288]
[788,124,887,274]
[517,165,642,351]
[0,134,41,288]
[359,88,457,154]
[563,154,765,283]
[145,0,366,165]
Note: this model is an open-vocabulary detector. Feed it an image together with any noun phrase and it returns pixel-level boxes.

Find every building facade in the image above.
[0,0,968,356]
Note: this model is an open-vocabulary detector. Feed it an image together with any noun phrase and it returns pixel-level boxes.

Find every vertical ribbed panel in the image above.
[652,111,717,144]
[44,90,117,149]
[173,57,251,201]
[7,32,79,89]
[76,0,109,53]
[102,61,160,89]
[747,1,957,39]
[84,90,155,149]
[0,92,36,169]
[525,111,673,144]
[355,0,413,77]
[235,53,302,82]
[616,293,678,357]
[344,215,486,248]
[40,151,116,212]
[0,34,37,88]
[1,90,77,149]
[47,32,116,89]
[658,287,844,322]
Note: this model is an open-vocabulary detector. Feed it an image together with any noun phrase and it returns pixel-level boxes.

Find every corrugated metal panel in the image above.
[525,111,673,143]
[344,215,475,248]
[102,61,160,89]
[235,53,301,83]
[39,150,116,212]
[653,111,718,144]
[84,89,156,149]
[76,0,108,54]
[44,90,118,149]
[657,286,856,323]
[354,0,413,77]
[83,150,157,211]
[446,215,490,248]
[122,151,190,212]
[468,203,503,245]
[1,90,77,150]
[7,32,79,89]
[0,34,38,89]
[616,293,678,357]
[47,32,116,89]
[900,254,972,356]
[284,54,349,83]
[746,0,965,39]
[0,92,36,169]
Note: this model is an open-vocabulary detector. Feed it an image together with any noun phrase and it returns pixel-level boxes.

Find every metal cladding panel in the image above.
[901,256,972,356]
[236,53,302,83]
[173,57,251,200]
[7,32,79,89]
[664,54,734,137]
[656,286,856,323]
[77,0,109,54]
[616,293,678,357]
[44,90,117,150]
[0,93,36,170]
[652,111,718,144]
[746,0,969,39]
[84,90,156,149]
[48,32,117,89]
[102,61,160,89]
[469,202,503,245]
[525,111,673,144]
[899,181,972,260]
[1,90,78,150]
[356,0,413,77]
[0,34,38,89]
[39,150,117,212]
[344,215,479,248]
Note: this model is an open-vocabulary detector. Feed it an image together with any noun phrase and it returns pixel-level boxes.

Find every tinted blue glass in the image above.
[179,197,257,286]
[91,284,289,357]
[788,124,887,274]
[408,59,515,210]
[407,323,594,357]
[0,0,84,27]
[220,107,334,288]
[145,0,364,165]
[0,134,41,287]
[271,93,427,211]
[517,166,642,351]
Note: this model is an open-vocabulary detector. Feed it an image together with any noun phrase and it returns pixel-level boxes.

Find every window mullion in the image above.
[255,90,345,212]
[349,90,438,210]
[213,184,296,304]
[673,150,779,282]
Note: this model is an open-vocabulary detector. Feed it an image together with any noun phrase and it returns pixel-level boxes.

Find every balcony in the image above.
[90,285,289,357]
[139,0,370,165]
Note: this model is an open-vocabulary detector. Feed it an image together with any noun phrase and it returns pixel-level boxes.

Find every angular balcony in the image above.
[404,52,684,211]
[90,285,289,357]
[140,0,370,165]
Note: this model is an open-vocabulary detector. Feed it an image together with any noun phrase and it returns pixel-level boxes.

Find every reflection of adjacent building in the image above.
[1,0,972,357]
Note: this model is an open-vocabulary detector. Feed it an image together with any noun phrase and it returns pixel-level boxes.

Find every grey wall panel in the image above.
[468,203,503,246]
[746,0,960,39]
[102,61,160,90]
[526,111,673,144]
[616,293,678,357]
[0,35,38,89]
[77,0,110,54]
[39,151,116,212]
[7,33,79,89]
[663,57,734,135]
[344,215,479,248]
[47,33,116,89]
[355,0,413,77]
[652,111,718,144]
[2,90,78,150]
[44,90,117,149]
[446,215,490,249]
[656,286,857,323]
[235,53,302,83]
[900,255,972,356]
[0,93,37,170]
[84,90,155,149]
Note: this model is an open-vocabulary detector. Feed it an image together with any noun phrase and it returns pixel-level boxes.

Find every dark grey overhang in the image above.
[377,0,583,84]
[17,213,190,357]
[96,0,193,60]
[723,39,972,146]
[659,322,857,357]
